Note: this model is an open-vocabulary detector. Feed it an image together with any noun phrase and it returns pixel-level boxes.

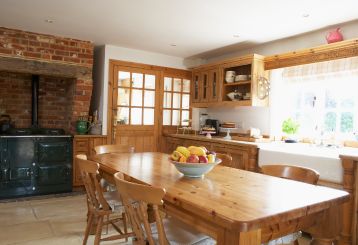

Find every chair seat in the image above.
[266,232,301,245]
[103,191,124,213]
[150,217,215,245]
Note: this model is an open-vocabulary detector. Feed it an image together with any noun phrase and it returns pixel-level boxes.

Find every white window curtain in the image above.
[269,56,358,140]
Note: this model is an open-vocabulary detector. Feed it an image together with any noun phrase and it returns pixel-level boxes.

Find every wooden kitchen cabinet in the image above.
[221,54,268,107]
[73,135,107,186]
[190,54,268,108]
[165,136,184,154]
[191,67,221,107]
[211,143,249,169]
[163,135,258,171]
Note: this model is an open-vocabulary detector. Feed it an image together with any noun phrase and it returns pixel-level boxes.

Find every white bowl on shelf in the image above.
[235,75,248,81]
[225,76,235,83]
[227,91,242,101]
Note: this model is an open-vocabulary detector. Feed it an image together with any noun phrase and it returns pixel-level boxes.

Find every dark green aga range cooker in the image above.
[0,129,72,199]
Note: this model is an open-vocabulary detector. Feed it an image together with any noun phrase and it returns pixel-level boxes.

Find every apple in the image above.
[187,154,199,163]
[198,156,208,163]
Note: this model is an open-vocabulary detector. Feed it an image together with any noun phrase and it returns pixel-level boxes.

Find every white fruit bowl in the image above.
[169,158,222,178]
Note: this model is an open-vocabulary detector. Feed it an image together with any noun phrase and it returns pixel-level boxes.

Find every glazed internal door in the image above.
[110,66,160,152]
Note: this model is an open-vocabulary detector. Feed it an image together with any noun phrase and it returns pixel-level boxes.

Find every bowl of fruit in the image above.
[169,146,221,178]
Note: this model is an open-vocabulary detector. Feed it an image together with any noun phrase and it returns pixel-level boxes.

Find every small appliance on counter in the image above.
[200,119,220,137]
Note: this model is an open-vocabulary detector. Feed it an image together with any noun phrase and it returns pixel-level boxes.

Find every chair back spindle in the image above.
[76,156,111,211]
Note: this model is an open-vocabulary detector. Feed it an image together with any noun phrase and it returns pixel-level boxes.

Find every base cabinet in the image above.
[73,135,107,186]
[164,135,258,171]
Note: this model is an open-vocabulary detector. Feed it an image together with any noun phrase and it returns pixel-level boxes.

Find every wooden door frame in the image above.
[108,60,191,148]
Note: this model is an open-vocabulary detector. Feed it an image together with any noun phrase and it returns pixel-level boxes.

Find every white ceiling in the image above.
[0,0,357,58]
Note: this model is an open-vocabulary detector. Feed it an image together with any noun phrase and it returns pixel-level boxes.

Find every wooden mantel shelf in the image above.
[264,38,358,70]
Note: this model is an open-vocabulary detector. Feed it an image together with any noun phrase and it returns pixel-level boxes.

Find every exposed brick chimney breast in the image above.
[0,27,94,133]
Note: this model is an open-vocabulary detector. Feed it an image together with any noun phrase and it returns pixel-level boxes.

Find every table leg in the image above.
[308,205,342,245]
[239,230,261,245]
[217,229,261,245]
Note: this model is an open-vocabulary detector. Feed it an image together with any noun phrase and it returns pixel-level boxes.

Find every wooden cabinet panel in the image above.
[164,136,258,171]
[209,68,221,102]
[165,137,184,154]
[73,135,107,186]
[191,72,201,104]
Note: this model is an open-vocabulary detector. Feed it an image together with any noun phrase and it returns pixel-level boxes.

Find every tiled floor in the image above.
[0,194,310,245]
[0,194,131,245]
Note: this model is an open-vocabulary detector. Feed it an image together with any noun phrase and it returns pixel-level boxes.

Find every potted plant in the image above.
[282,118,300,143]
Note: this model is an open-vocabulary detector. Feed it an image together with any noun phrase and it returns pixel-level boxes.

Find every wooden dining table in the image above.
[93,152,350,245]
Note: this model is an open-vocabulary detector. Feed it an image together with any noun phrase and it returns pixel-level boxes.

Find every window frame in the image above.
[162,76,191,127]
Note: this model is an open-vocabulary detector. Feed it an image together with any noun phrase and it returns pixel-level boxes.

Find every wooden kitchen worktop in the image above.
[165,133,259,147]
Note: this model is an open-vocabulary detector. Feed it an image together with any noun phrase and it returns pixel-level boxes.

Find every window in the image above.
[288,78,358,138]
[116,71,156,125]
[162,77,190,126]
[270,57,358,140]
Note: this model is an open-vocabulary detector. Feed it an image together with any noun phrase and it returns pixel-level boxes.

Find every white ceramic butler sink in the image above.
[258,142,343,184]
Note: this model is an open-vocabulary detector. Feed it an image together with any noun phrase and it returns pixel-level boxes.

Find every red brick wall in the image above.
[0,72,74,132]
[0,27,93,67]
[0,27,94,133]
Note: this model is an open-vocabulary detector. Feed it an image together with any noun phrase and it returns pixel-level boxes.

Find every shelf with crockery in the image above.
[223,64,252,103]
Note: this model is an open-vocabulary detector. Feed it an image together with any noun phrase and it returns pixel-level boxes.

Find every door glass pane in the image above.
[117,88,130,106]
[172,110,180,126]
[182,110,189,126]
[163,110,171,125]
[182,79,190,93]
[117,107,129,125]
[132,73,143,88]
[131,89,143,106]
[173,93,181,109]
[164,77,172,91]
[144,90,155,107]
[145,74,155,89]
[131,108,142,125]
[143,108,154,125]
[118,72,130,87]
[163,92,172,108]
[118,78,130,88]
[173,78,181,92]
[182,94,190,109]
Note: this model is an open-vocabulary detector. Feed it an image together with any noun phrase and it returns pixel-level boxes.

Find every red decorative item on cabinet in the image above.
[326,28,343,44]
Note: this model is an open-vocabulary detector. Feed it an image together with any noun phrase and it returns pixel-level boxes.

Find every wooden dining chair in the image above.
[260,164,320,245]
[215,153,232,167]
[94,144,135,155]
[113,172,214,245]
[93,144,135,191]
[260,164,320,185]
[76,156,134,245]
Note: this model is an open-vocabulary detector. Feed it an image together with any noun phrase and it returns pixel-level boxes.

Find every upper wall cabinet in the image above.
[191,54,268,108]
[191,66,222,107]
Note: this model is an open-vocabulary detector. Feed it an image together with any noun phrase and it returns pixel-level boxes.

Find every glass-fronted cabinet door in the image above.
[209,68,220,102]
[191,72,200,103]
[200,71,209,102]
